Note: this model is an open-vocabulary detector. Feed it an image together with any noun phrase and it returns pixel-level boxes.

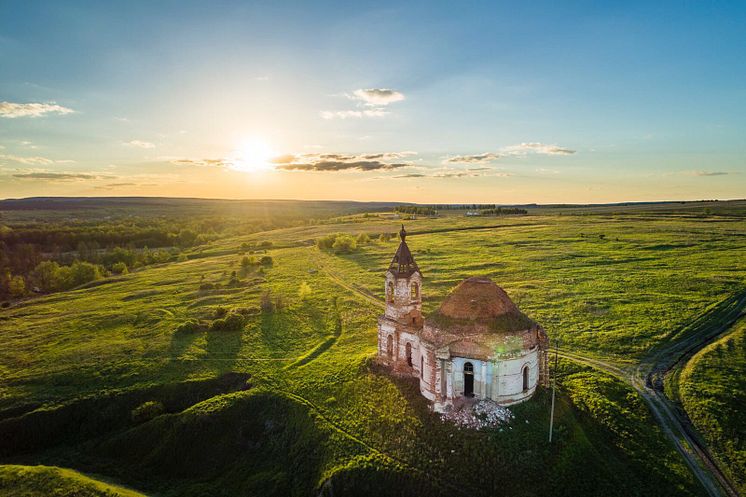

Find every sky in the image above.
[1,0,745,203]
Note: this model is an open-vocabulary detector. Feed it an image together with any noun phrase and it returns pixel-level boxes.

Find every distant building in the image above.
[377,226,549,411]
[465,211,481,216]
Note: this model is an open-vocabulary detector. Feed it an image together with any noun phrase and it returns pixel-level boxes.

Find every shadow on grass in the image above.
[204,328,243,369]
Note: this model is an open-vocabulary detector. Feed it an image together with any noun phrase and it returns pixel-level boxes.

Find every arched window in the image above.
[522,365,529,392]
[387,281,394,303]
[420,355,424,379]
[410,282,419,300]
[463,361,474,397]
[405,342,412,367]
[386,335,393,358]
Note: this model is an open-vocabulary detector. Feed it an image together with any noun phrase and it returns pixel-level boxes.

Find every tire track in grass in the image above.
[284,298,343,370]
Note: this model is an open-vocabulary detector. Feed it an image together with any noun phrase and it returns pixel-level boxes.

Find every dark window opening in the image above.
[386,335,393,358]
[406,342,412,367]
[420,356,424,379]
[522,365,529,392]
[464,361,474,397]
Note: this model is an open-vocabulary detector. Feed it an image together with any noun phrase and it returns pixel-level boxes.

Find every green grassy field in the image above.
[676,318,746,495]
[1,206,744,496]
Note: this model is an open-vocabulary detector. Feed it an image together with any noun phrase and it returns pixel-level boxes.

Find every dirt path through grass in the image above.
[558,291,746,497]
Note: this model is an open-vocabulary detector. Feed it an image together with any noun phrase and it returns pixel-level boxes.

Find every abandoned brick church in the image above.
[377,226,549,412]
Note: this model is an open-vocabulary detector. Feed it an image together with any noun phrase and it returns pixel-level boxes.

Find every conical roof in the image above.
[388,225,420,277]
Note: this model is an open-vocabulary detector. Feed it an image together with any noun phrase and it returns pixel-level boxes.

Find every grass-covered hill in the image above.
[1,203,744,496]
[677,318,746,494]
[0,464,146,497]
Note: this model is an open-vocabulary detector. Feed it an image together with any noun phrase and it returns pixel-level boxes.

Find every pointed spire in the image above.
[388,225,420,276]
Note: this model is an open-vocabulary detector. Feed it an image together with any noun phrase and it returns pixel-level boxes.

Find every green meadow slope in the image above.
[1,213,744,496]
[0,465,146,497]
[678,318,746,494]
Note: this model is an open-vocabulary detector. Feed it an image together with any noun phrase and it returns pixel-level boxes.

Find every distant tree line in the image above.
[394,206,438,216]
[0,218,203,301]
[480,207,528,216]
[428,204,501,210]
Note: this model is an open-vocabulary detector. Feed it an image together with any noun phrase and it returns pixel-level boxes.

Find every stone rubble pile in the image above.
[441,400,513,430]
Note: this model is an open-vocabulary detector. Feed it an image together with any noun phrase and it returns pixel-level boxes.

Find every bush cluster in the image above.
[316,233,368,254]
[210,312,246,332]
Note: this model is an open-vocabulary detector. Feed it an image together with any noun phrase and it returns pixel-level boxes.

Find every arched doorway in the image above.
[405,342,412,367]
[386,335,393,358]
[522,365,529,392]
[463,362,474,397]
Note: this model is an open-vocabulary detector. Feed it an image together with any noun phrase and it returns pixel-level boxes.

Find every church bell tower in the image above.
[384,225,423,327]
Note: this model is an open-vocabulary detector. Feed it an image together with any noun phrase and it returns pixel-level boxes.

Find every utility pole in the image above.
[549,337,560,443]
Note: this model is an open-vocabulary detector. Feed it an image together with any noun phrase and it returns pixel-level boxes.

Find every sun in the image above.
[227,138,275,173]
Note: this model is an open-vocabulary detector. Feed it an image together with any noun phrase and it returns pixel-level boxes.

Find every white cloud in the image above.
[443,153,502,164]
[0,154,56,165]
[0,101,74,118]
[501,142,575,156]
[350,88,405,106]
[321,87,404,120]
[124,140,156,149]
[320,109,388,119]
[443,143,575,164]
[685,170,729,177]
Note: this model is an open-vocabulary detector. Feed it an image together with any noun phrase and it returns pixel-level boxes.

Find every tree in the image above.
[356,232,371,244]
[9,275,26,298]
[32,261,61,292]
[67,261,103,288]
[178,229,198,247]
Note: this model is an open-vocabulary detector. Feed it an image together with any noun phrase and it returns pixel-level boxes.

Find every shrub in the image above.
[210,312,245,331]
[111,262,128,275]
[240,256,252,269]
[131,401,165,424]
[199,282,215,291]
[356,232,371,244]
[316,234,337,250]
[332,234,357,254]
[298,282,312,301]
[259,256,273,266]
[175,320,205,334]
[213,306,228,318]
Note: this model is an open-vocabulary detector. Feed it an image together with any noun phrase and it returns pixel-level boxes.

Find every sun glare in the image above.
[228,138,275,173]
